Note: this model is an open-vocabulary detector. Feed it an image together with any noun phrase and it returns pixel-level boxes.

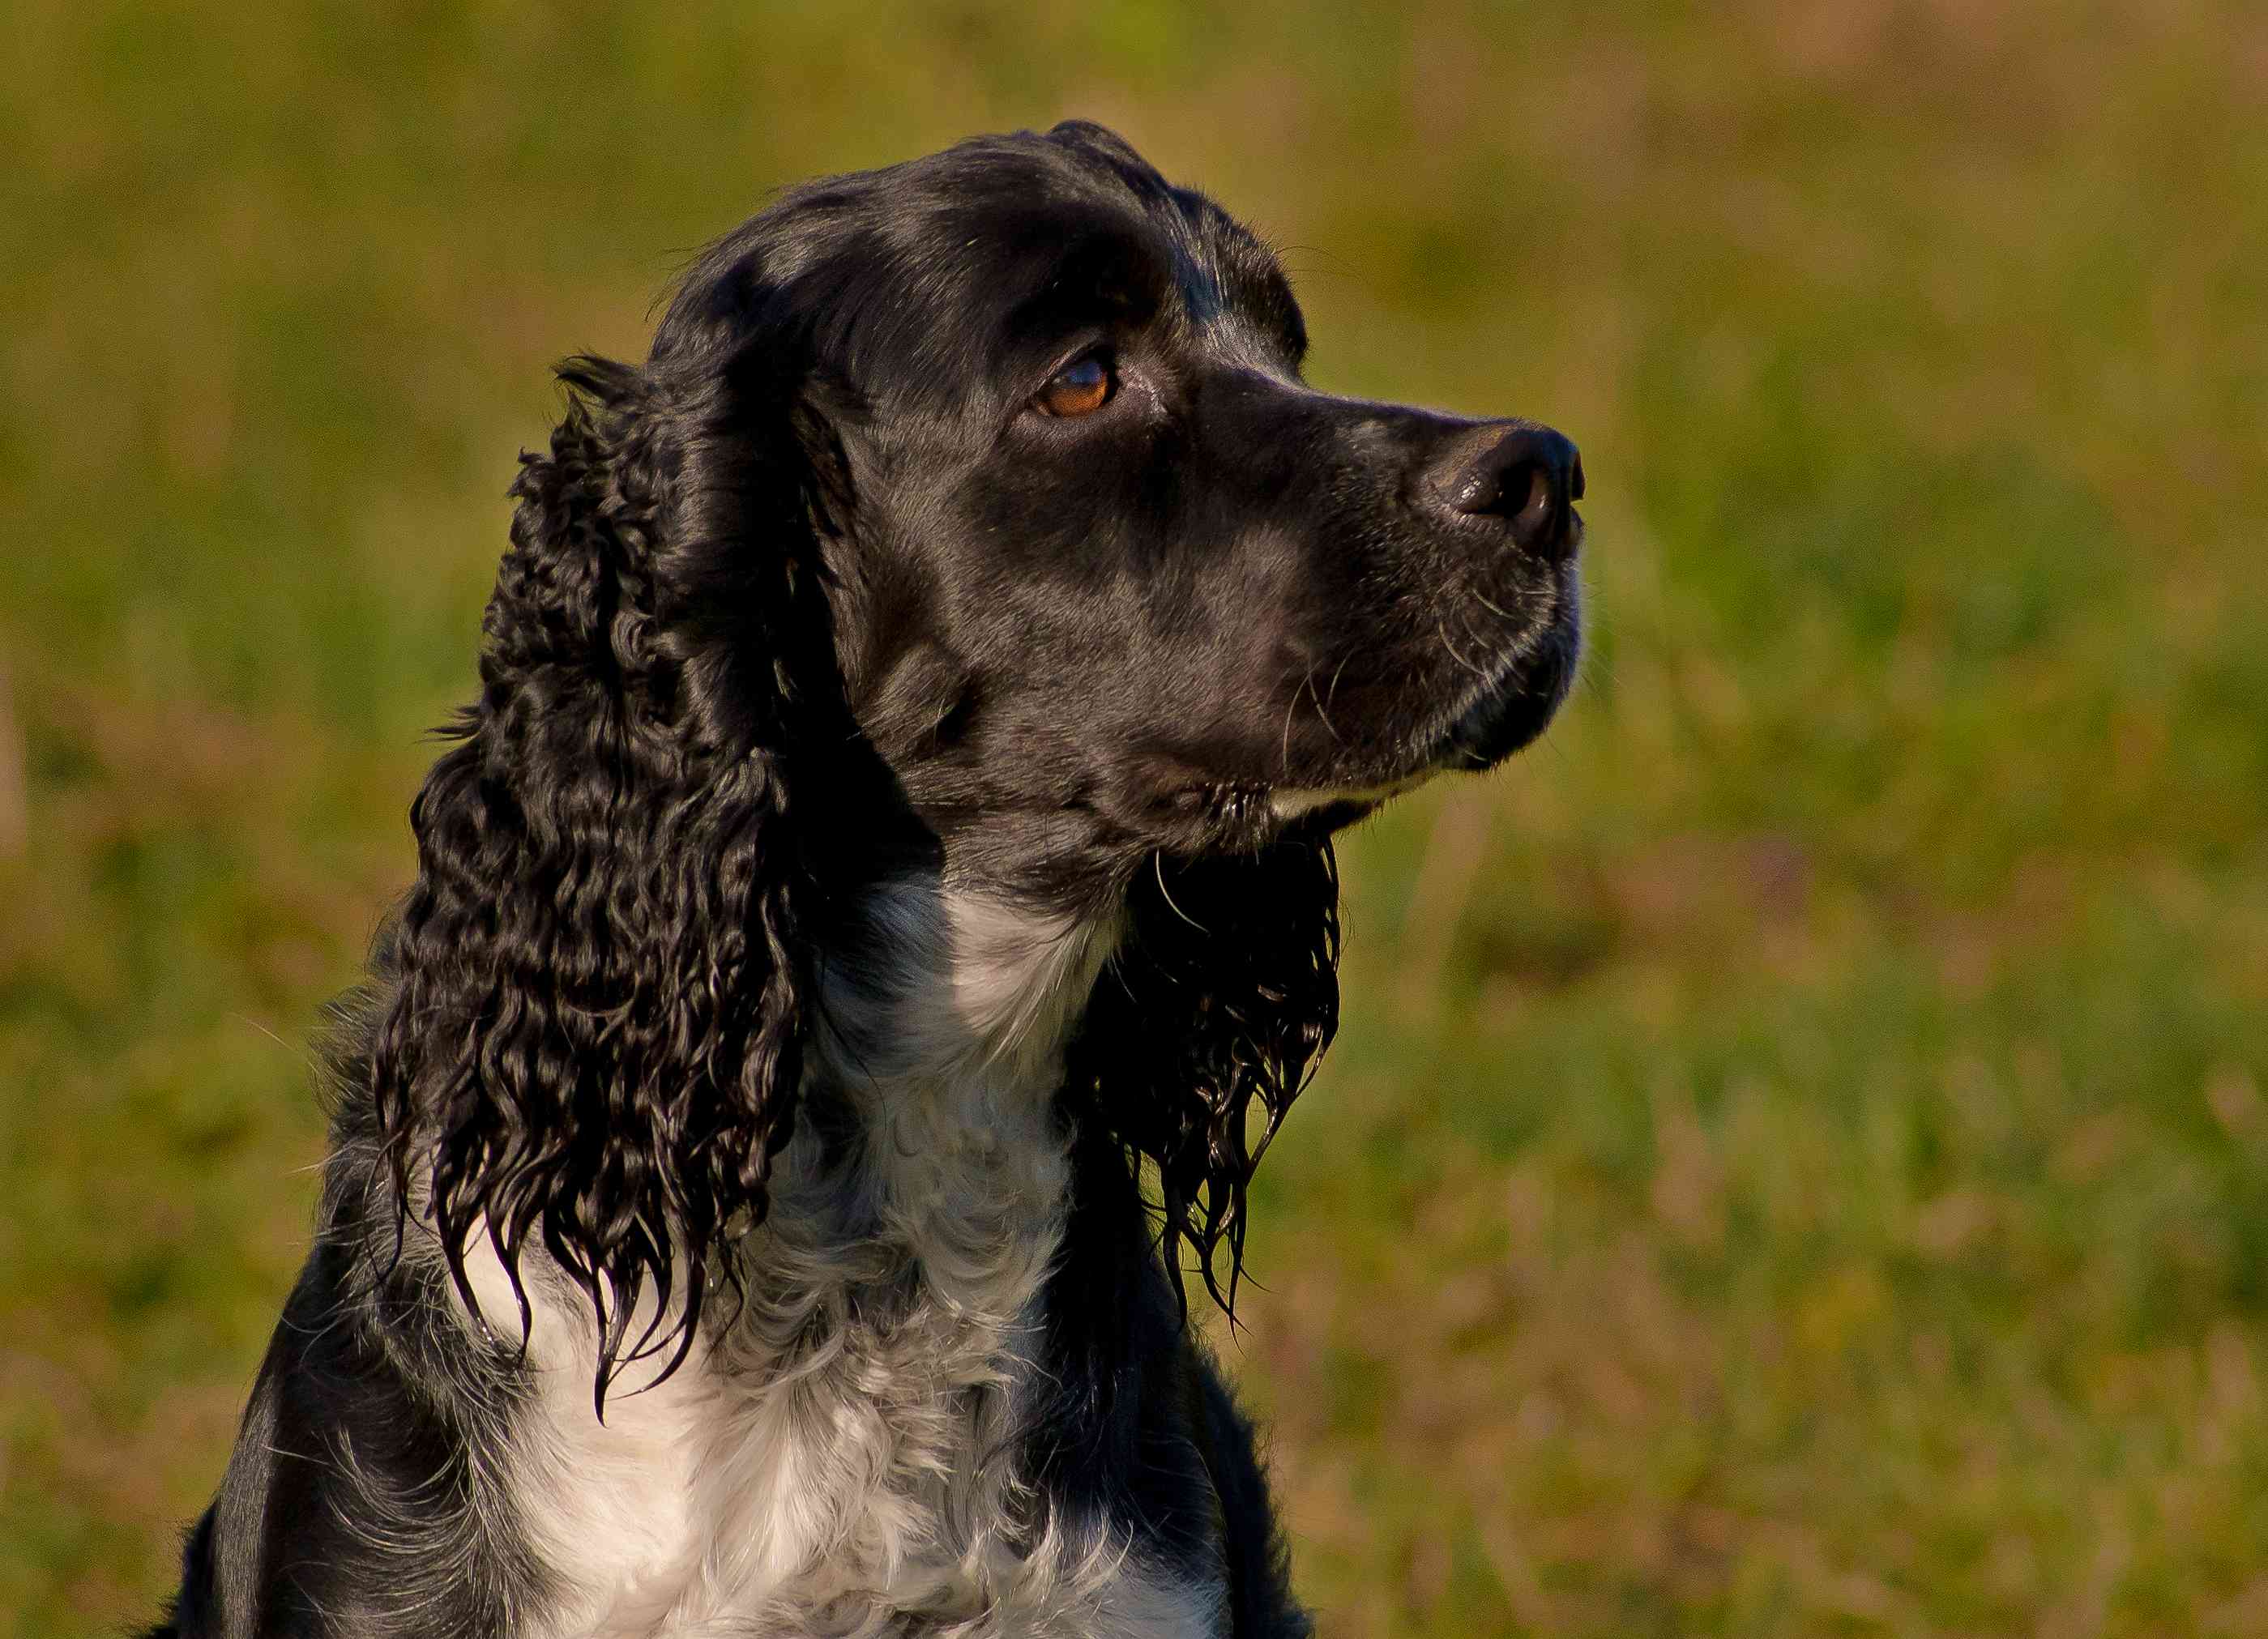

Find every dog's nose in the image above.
[1432,422,1584,561]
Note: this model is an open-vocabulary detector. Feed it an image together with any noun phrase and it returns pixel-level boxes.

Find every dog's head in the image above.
[372,122,1581,1377]
[658,119,1581,885]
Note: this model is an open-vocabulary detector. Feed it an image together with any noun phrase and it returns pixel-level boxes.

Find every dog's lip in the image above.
[1267,775,1433,822]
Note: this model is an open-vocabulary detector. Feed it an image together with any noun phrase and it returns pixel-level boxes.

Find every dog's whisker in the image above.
[1436,616,1488,678]
[1470,587,1519,624]
[1304,666,1344,747]
[1279,674,1304,779]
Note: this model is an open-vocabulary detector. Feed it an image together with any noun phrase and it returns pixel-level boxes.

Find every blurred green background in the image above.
[4,2,2265,1633]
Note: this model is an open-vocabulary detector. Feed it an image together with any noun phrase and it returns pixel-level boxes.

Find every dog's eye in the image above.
[1032,354,1114,418]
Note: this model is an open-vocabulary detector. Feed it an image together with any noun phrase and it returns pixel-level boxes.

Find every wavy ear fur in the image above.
[1068,839,1341,1317]
[371,349,839,1403]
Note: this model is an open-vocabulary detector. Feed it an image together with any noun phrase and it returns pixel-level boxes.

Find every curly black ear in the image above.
[1068,839,1341,1318]
[370,348,839,1402]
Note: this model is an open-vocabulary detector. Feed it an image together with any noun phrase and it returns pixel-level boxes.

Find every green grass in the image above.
[4,2,2264,1633]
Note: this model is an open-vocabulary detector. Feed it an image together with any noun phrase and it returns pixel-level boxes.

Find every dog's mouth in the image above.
[1433,597,1581,770]
[1266,581,1582,830]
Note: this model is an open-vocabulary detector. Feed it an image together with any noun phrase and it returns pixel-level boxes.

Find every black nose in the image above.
[1433,422,1584,561]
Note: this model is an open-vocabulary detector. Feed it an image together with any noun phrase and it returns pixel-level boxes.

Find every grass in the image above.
[4,2,2264,1633]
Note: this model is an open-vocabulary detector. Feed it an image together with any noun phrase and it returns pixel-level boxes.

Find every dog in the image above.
[151,120,1582,1638]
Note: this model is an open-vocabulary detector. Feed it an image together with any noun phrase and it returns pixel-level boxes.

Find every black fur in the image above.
[153,121,1582,1637]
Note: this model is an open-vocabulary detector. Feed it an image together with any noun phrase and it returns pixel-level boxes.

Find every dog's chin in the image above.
[1435,614,1580,771]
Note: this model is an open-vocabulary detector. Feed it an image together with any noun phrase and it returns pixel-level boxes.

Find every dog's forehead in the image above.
[880,131,1304,372]
[653,130,1303,395]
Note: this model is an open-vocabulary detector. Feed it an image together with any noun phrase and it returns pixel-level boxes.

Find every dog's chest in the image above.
[510,1310,1215,1639]
[489,1073,1221,1637]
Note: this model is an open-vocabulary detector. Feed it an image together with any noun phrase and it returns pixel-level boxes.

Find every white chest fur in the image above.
[460,886,1223,1638]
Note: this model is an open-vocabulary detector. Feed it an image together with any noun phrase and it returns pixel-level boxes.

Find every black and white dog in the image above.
[153,121,1582,1638]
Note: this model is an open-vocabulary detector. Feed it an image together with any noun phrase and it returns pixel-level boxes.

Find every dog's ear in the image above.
[371,345,839,1404]
[1068,839,1341,1318]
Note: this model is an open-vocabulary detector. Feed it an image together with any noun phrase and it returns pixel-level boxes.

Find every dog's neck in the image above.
[818,875,1125,1098]
[762,877,1116,1299]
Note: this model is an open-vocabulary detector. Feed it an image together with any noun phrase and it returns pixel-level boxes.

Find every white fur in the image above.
[1269,775,1429,819]
[457,881,1224,1638]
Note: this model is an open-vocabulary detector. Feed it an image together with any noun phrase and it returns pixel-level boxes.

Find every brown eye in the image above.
[1033,353,1113,417]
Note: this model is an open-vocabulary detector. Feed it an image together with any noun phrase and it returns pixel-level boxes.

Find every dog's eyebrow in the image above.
[998,219,1304,373]
[1000,224,1172,351]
